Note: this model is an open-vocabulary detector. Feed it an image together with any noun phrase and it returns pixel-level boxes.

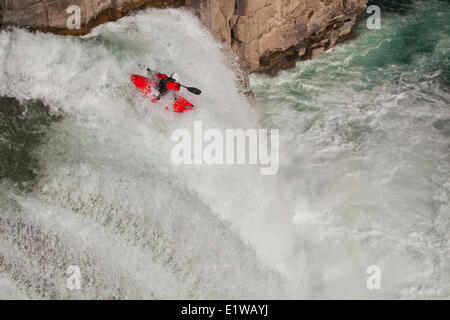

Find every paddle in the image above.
[179,84,202,95]
[140,65,202,95]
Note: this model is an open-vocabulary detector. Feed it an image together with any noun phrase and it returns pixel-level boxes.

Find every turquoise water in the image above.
[251,0,450,298]
[0,1,449,299]
[253,0,449,112]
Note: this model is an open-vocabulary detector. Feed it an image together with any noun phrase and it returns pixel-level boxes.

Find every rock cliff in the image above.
[187,0,367,74]
[1,0,367,75]
[1,1,185,35]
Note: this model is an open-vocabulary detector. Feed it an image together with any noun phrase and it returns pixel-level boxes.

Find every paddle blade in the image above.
[186,87,202,95]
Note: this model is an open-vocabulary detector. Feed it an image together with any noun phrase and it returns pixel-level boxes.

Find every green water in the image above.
[250,0,450,298]
[252,0,449,146]
[0,97,61,190]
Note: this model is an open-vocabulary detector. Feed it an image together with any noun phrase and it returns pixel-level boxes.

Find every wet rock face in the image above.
[1,0,186,35]
[188,0,367,74]
[1,0,367,75]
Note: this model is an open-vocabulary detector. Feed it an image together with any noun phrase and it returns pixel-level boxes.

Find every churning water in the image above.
[0,0,449,299]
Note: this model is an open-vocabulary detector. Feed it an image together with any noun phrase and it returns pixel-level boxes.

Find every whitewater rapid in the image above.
[0,8,293,299]
[0,1,449,299]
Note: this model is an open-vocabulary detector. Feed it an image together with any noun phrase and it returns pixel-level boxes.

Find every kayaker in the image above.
[156,72,180,99]
[141,65,201,98]
[144,67,180,100]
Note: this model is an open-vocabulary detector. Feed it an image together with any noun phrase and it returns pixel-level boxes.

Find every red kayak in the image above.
[131,74,194,113]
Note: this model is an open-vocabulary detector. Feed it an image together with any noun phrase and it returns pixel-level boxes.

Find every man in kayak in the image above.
[156,72,180,100]
[139,65,201,99]
[143,66,180,100]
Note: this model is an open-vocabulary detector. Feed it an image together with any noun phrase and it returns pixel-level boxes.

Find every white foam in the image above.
[0,6,449,299]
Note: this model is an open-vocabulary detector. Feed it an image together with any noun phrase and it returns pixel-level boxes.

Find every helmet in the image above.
[170,73,180,82]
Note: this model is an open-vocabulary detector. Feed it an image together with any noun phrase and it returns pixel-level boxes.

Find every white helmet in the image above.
[170,73,180,82]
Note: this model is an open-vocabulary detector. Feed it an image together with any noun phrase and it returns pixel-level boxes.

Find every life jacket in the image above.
[156,73,180,98]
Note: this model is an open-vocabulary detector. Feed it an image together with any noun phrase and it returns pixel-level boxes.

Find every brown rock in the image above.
[1,0,368,75]
[1,0,186,35]
[193,0,367,74]
[311,46,325,59]
[298,47,306,57]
